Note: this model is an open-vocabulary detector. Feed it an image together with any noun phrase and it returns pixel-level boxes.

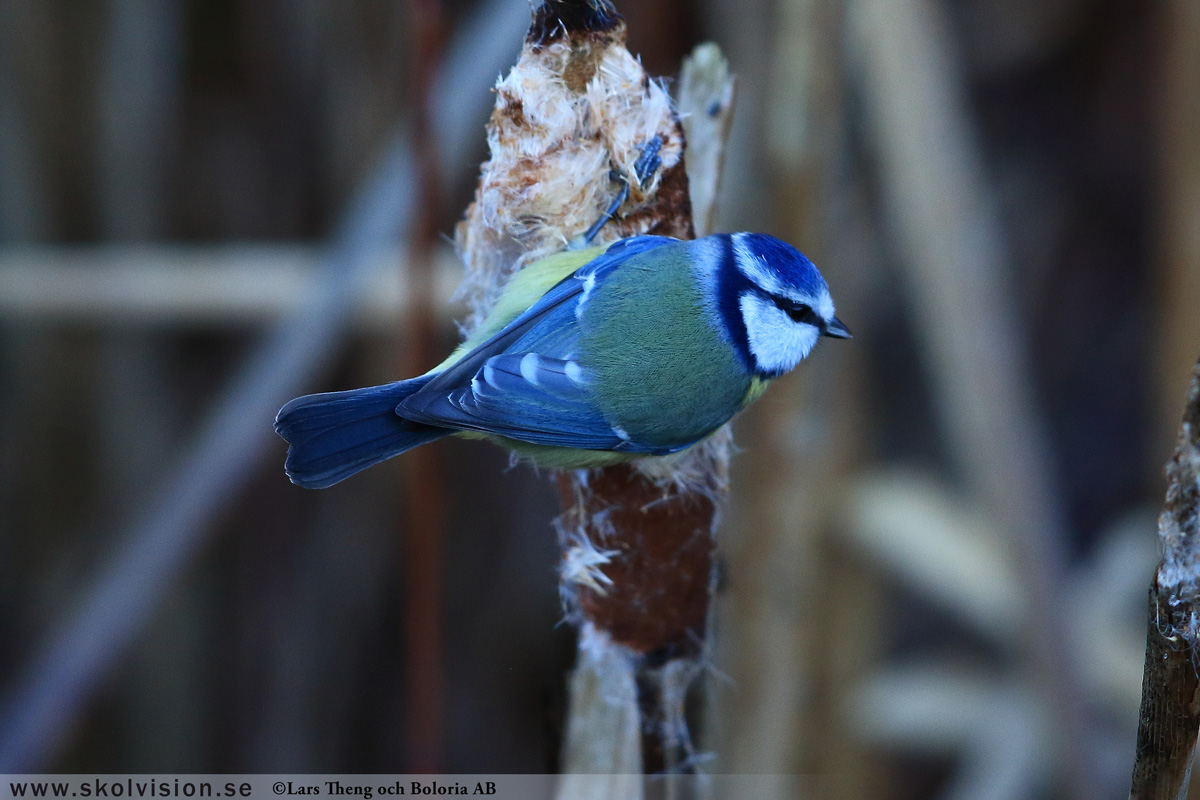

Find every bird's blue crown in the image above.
[702,233,834,377]
[735,233,828,296]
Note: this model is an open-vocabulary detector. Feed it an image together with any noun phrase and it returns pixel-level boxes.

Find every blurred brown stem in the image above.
[401,0,449,773]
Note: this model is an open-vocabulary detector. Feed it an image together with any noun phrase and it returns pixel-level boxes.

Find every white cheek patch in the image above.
[739,293,821,374]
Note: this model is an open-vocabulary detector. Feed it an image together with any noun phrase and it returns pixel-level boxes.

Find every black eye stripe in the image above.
[770,295,820,326]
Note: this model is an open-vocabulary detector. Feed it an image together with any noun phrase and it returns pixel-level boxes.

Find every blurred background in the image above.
[0,0,1193,797]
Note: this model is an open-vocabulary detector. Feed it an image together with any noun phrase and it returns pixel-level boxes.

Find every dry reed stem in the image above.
[1130,357,1200,799]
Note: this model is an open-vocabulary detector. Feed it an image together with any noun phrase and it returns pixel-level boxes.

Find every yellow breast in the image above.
[742,376,772,409]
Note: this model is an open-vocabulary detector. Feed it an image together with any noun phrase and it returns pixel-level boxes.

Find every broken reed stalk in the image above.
[451,1,734,789]
[1130,357,1200,800]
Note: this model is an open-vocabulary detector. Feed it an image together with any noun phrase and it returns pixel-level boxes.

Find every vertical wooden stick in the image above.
[1135,6,1200,792]
[1130,356,1200,799]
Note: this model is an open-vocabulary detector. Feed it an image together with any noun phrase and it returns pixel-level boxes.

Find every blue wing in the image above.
[398,236,679,452]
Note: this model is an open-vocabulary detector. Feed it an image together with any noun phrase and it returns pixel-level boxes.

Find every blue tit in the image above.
[275,233,851,488]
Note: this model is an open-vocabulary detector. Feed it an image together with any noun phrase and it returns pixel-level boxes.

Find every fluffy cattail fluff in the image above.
[454,9,691,332]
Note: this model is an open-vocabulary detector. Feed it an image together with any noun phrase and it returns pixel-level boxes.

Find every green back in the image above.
[578,245,750,446]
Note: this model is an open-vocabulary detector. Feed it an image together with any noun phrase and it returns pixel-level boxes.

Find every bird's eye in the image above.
[771,296,819,326]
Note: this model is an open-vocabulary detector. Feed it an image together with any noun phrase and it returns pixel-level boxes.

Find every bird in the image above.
[275,232,851,488]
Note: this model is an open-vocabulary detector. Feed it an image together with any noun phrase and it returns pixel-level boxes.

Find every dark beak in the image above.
[822,316,853,339]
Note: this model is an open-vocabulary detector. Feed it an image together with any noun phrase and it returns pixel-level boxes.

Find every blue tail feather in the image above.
[275,377,450,488]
